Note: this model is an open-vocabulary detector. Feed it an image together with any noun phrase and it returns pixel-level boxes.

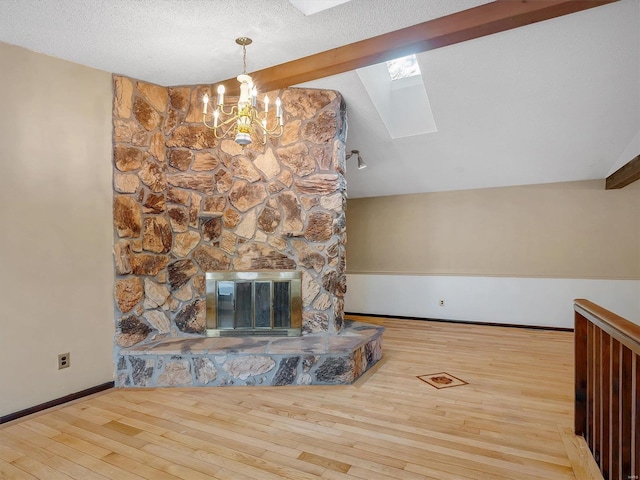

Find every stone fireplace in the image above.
[112,76,382,387]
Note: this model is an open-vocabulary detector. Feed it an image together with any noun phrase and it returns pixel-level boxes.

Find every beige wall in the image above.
[346,180,640,279]
[0,42,114,416]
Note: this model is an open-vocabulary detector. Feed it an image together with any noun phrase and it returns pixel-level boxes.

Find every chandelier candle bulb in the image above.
[217,85,224,105]
[213,109,219,128]
[264,95,269,112]
[202,94,209,113]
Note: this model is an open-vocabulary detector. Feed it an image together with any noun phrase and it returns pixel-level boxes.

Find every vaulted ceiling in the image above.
[0,0,637,198]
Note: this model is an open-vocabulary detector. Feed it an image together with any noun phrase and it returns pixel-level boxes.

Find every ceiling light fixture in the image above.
[346,149,367,169]
[202,37,283,146]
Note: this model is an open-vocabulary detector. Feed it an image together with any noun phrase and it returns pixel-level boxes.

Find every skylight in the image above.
[386,54,421,81]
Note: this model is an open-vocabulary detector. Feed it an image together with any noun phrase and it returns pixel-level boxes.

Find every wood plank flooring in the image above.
[0,317,595,479]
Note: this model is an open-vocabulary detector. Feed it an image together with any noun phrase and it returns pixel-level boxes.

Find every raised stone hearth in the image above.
[117,321,382,386]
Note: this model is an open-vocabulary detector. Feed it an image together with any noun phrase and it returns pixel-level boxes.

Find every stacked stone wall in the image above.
[112,75,348,358]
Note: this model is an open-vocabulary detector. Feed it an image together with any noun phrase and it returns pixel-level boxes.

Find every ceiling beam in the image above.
[217,0,617,95]
[606,155,640,189]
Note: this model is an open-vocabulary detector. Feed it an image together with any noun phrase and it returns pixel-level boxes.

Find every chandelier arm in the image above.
[201,113,242,130]
[202,116,216,130]
[254,114,283,134]
[213,122,237,139]
[218,114,243,128]
[217,104,237,116]
[258,122,284,136]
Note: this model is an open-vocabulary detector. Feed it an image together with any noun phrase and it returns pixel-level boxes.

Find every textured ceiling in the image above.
[0,0,490,86]
[0,0,638,198]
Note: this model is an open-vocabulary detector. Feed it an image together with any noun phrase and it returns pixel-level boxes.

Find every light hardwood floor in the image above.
[1,317,595,479]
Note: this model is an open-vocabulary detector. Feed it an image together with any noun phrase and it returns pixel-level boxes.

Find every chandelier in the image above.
[202,37,283,146]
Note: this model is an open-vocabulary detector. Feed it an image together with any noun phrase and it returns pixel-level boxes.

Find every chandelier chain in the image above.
[242,44,247,74]
[235,36,252,74]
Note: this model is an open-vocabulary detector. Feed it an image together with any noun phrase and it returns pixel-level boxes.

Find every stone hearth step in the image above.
[116,321,383,387]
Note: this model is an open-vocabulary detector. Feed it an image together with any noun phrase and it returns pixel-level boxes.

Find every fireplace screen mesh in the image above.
[206,271,302,336]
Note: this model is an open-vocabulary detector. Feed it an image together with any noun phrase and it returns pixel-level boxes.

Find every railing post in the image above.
[621,346,633,478]
[601,332,611,478]
[575,309,588,436]
[635,355,639,478]
[612,340,620,478]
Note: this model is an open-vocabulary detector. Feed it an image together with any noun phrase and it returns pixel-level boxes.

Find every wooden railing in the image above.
[574,299,640,480]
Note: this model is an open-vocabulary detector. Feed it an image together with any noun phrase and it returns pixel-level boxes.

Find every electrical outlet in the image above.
[58,353,70,370]
[439,300,445,307]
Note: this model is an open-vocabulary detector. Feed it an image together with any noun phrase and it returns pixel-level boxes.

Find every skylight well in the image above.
[357,53,437,139]
[386,54,421,81]
[288,0,351,16]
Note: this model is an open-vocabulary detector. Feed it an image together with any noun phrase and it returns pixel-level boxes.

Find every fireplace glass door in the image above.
[206,271,302,336]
